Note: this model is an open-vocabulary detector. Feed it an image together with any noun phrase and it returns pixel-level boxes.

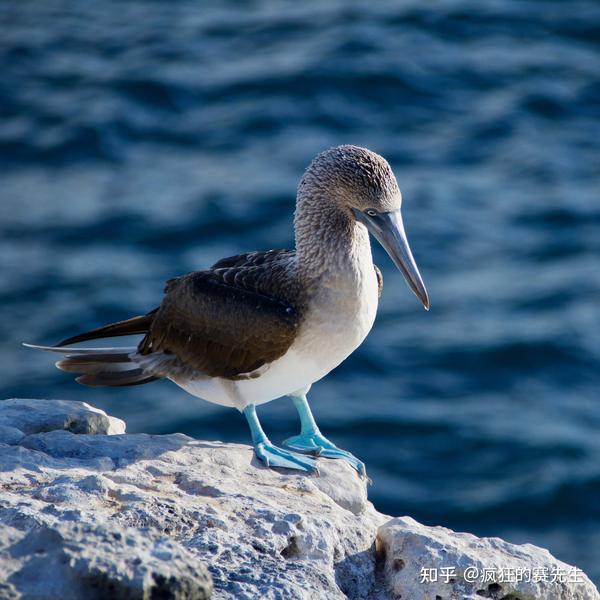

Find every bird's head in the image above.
[301,145,429,310]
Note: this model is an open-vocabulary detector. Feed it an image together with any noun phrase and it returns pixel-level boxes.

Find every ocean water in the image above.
[1,0,599,586]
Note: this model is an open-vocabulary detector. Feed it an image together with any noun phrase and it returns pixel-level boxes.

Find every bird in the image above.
[26,145,429,477]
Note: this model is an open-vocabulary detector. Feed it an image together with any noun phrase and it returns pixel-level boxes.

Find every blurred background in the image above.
[1,0,599,585]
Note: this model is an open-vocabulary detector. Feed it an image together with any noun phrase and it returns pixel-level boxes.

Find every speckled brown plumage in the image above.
[138,250,301,379]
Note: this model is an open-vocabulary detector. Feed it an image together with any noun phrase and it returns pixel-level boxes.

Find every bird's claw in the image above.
[283,432,366,477]
[254,441,319,473]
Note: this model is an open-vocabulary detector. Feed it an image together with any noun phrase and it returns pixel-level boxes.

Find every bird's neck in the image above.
[294,192,372,284]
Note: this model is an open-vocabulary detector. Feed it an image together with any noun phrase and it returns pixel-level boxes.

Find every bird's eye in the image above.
[365,209,378,217]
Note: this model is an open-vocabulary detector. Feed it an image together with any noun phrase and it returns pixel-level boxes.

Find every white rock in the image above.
[377,517,598,600]
[0,398,597,600]
[0,398,125,436]
[0,521,211,600]
[0,425,24,445]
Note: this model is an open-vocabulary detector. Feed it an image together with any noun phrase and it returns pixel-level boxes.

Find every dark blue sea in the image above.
[1,0,599,586]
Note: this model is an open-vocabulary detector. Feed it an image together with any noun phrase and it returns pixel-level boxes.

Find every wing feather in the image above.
[139,250,300,379]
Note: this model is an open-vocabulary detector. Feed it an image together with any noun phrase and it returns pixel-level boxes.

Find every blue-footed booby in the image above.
[26,145,429,476]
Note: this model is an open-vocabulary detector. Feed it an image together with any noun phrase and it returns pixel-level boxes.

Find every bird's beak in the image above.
[353,209,429,310]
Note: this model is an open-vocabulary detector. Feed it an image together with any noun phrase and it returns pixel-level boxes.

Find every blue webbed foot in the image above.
[283,432,366,477]
[254,440,319,473]
[244,404,318,474]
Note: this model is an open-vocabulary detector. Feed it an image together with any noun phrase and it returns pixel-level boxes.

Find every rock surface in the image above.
[0,398,597,600]
[0,522,211,600]
[377,517,598,600]
[0,398,125,437]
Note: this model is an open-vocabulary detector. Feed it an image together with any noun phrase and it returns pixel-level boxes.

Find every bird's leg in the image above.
[283,395,366,477]
[243,404,318,473]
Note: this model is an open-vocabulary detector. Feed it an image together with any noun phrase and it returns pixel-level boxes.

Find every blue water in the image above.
[1,0,599,586]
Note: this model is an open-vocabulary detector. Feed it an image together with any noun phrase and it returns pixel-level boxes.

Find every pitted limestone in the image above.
[0,398,596,600]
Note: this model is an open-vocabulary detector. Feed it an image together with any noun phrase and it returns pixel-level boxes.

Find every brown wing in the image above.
[138,250,300,379]
[211,249,293,270]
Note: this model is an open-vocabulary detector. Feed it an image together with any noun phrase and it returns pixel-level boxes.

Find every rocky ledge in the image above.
[0,398,596,600]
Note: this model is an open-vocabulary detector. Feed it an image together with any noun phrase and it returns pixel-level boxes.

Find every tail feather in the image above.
[23,344,134,356]
[24,343,160,388]
[55,311,156,347]
[24,311,159,388]
[76,369,159,387]
[56,352,134,365]
[56,355,135,373]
